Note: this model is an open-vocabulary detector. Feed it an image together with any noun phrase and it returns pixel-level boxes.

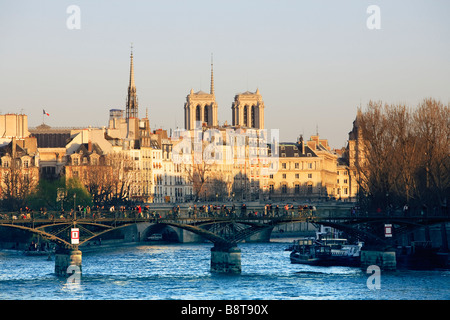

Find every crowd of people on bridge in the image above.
[167,203,317,220]
[0,202,318,221]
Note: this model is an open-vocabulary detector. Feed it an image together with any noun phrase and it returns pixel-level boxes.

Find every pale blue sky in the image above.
[1,0,449,148]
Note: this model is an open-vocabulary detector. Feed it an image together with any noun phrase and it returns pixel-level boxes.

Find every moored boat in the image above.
[288,238,363,267]
[289,239,333,265]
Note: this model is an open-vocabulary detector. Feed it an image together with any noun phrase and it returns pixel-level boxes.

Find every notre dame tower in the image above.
[184,58,219,130]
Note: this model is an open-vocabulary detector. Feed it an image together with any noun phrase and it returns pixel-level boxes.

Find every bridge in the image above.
[1,210,448,274]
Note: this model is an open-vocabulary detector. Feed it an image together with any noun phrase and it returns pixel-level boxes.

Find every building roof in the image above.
[268,142,317,158]
[32,132,71,148]
[72,142,103,155]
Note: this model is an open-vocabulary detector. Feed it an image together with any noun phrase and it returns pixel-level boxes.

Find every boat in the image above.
[288,238,363,267]
[322,238,364,267]
[24,249,53,256]
[289,239,333,265]
[147,233,163,241]
[23,241,54,256]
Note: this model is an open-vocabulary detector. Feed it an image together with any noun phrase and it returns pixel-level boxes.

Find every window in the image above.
[269,185,274,194]
[204,106,209,123]
[308,173,312,179]
[269,174,274,179]
[282,184,287,194]
[282,174,286,179]
[282,163,286,169]
[196,105,201,121]
[251,105,256,127]
[308,163,313,169]
[243,105,248,126]
[295,163,299,169]
[295,173,299,179]
[295,184,300,194]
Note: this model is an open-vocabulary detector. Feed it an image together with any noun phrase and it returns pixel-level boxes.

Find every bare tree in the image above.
[183,162,212,201]
[413,99,450,209]
[105,152,134,205]
[1,165,38,210]
[354,98,449,214]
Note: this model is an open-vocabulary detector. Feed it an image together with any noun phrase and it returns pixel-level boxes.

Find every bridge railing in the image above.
[0,206,318,224]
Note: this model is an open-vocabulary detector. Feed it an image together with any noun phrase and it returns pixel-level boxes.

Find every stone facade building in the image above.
[267,135,339,201]
[12,48,358,206]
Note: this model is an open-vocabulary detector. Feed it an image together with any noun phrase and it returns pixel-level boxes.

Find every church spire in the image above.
[210,53,214,95]
[126,43,138,119]
[129,43,135,90]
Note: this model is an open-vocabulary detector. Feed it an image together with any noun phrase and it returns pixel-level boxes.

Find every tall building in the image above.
[231,89,265,129]
[184,59,219,130]
[267,135,339,201]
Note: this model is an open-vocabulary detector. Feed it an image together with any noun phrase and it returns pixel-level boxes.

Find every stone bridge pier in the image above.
[55,246,82,277]
[210,244,241,274]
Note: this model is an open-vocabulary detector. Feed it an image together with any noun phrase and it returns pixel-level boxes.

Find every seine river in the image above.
[0,240,449,301]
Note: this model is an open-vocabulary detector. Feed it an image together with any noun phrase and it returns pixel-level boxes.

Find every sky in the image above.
[1,0,449,148]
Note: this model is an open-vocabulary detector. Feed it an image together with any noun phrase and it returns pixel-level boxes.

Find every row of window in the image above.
[280,162,315,170]
[269,184,314,194]
[270,173,313,179]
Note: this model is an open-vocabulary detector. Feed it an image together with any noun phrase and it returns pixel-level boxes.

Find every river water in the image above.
[0,240,449,300]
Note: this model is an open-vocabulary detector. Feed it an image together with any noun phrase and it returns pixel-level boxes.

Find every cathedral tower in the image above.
[231,89,265,129]
[184,56,218,130]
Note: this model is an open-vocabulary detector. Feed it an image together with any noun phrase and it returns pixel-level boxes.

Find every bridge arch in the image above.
[0,224,72,248]
[311,220,388,246]
[142,224,181,242]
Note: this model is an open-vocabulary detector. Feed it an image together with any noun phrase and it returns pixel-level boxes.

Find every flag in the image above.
[43,109,49,116]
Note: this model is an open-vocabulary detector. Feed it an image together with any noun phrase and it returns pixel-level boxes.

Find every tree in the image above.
[105,152,134,205]
[354,98,449,214]
[183,162,212,201]
[1,165,38,211]
[413,99,450,209]
[27,177,92,211]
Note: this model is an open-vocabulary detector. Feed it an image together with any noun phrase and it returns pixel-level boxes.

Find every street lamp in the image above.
[73,193,77,219]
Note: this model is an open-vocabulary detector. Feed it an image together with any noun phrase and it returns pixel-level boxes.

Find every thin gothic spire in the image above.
[126,43,138,119]
[129,43,135,89]
[210,53,214,95]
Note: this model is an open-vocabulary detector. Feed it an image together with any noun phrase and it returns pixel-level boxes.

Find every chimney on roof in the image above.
[88,140,92,153]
